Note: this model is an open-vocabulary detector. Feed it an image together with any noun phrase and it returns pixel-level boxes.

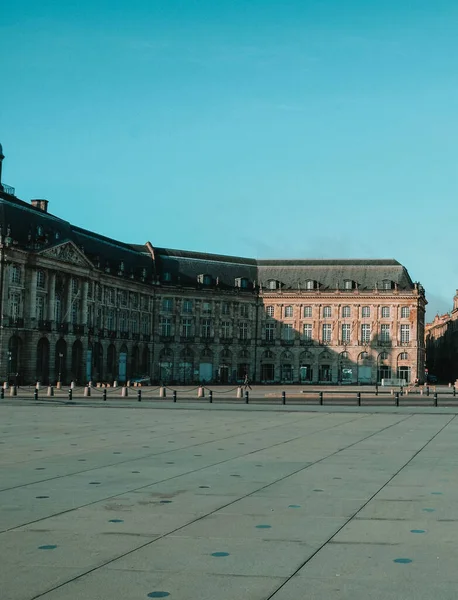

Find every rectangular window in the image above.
[221,302,230,315]
[283,323,294,340]
[202,302,212,314]
[183,300,193,314]
[119,311,127,332]
[400,324,410,343]
[380,324,390,341]
[341,324,351,343]
[142,296,149,311]
[201,318,212,338]
[341,306,351,318]
[87,281,93,299]
[361,306,371,318]
[284,305,293,318]
[131,314,139,334]
[141,315,150,335]
[160,317,171,337]
[130,293,138,309]
[87,304,94,327]
[240,304,249,318]
[181,318,192,337]
[266,305,274,317]
[11,265,21,285]
[303,306,312,318]
[361,324,371,343]
[119,290,127,306]
[162,298,173,312]
[401,306,410,318]
[265,322,275,341]
[303,323,312,340]
[221,321,231,339]
[381,306,390,318]
[11,293,21,319]
[96,307,102,328]
[37,271,46,289]
[106,308,114,330]
[323,306,331,318]
[322,323,332,342]
[36,296,45,321]
[239,322,248,339]
[72,278,79,296]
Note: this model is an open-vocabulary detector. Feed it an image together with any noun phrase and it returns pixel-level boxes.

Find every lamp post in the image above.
[58,352,63,384]
[7,350,11,385]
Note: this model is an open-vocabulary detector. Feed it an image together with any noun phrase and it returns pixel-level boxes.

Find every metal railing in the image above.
[1,183,15,196]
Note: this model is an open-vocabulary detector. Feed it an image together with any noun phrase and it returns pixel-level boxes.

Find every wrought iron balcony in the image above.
[1,183,15,196]
[57,322,69,334]
[5,316,24,328]
[73,324,85,335]
[280,339,295,345]
[180,336,193,343]
[120,331,130,339]
[107,329,117,340]
[38,319,52,332]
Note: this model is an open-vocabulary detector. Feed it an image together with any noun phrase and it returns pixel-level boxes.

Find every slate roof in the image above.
[0,190,415,291]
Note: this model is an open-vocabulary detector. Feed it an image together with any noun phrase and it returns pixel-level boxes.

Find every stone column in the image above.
[81,280,89,326]
[65,277,72,323]
[30,269,38,322]
[48,272,56,321]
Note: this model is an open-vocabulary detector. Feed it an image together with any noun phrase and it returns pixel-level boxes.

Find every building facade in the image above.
[0,145,427,385]
[425,293,458,383]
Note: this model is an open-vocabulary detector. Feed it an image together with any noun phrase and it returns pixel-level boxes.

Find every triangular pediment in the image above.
[39,241,93,268]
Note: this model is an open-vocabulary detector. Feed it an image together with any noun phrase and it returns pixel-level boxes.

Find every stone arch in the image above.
[93,341,103,382]
[178,347,194,384]
[299,350,314,383]
[107,344,116,381]
[71,339,83,384]
[118,343,128,383]
[36,337,50,384]
[159,347,173,383]
[280,350,293,382]
[141,346,149,373]
[318,351,333,382]
[131,345,140,376]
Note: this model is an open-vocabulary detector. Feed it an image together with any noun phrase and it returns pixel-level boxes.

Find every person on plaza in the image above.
[243,374,252,390]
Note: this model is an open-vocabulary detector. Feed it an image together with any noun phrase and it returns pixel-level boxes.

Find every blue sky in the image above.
[1,0,458,318]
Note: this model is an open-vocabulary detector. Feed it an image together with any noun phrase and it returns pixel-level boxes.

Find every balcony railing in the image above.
[180,336,193,343]
[1,183,15,196]
[263,338,276,345]
[120,331,130,340]
[97,327,104,338]
[280,339,295,345]
[160,335,174,343]
[107,329,117,340]
[220,337,233,345]
[300,339,314,346]
[57,323,69,334]
[239,338,251,345]
[38,319,52,332]
[73,324,85,336]
[5,317,24,328]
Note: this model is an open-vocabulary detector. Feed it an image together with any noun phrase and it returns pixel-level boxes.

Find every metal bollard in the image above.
[319,391,323,405]
[47,386,54,397]
[375,384,379,396]
[137,389,142,402]
[434,392,438,407]
[34,388,38,401]
[454,386,456,398]
[103,389,107,401]
[68,388,72,401]
[209,390,213,403]
[282,390,286,405]
[395,392,399,406]
[426,386,430,396]
[0,387,3,400]
[245,390,249,404]
[357,392,361,406]
[173,390,177,403]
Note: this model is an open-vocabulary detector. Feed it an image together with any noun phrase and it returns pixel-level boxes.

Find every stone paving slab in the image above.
[0,404,457,600]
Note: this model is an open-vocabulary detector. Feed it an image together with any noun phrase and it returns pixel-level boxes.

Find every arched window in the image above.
[341,305,351,318]
[399,352,408,360]
[379,351,389,360]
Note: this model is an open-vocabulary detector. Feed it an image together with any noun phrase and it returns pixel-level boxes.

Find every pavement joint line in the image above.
[0,412,367,534]
[26,413,411,600]
[0,412,324,493]
[265,413,457,600]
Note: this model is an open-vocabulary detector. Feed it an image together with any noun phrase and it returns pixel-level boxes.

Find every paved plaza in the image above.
[1,402,458,600]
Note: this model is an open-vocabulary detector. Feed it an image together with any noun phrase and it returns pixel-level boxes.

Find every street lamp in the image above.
[58,353,64,384]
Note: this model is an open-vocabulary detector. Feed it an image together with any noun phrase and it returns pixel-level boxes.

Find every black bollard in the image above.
[319,391,323,405]
[282,390,286,405]
[137,389,142,402]
[68,388,72,401]
[173,390,177,403]
[375,384,379,396]
[209,390,213,403]
[434,392,438,407]
[453,386,456,398]
[34,388,38,401]
[245,390,249,404]
[0,388,3,400]
[395,392,399,406]
[103,389,107,401]
[400,386,404,396]
[357,392,361,406]
[426,386,430,396]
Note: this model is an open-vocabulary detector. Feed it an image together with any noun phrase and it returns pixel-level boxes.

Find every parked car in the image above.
[130,375,152,386]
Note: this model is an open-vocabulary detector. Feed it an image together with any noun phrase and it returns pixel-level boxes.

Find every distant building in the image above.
[0,145,427,385]
[425,295,458,383]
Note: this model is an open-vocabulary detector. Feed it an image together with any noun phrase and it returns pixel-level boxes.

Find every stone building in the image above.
[0,145,427,385]
[425,294,458,383]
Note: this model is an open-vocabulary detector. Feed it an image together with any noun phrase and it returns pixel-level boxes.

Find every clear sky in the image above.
[1,0,457,319]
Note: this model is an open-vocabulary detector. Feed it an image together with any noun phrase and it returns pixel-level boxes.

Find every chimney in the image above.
[31,199,49,213]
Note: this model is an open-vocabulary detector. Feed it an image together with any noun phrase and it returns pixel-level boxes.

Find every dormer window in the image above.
[306,280,316,290]
[235,277,249,289]
[344,280,354,290]
[36,225,44,237]
[381,280,393,290]
[198,274,212,286]
[268,280,278,290]
[163,272,172,282]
